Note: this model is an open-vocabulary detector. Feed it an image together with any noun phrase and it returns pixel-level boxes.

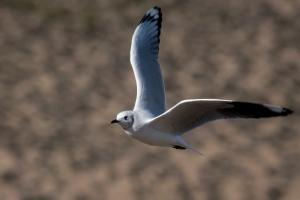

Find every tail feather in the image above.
[176,136,203,155]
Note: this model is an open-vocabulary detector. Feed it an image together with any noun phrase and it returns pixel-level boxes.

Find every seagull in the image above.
[111,6,293,153]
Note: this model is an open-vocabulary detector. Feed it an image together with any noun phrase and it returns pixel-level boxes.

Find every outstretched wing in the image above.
[148,99,293,134]
[130,6,165,118]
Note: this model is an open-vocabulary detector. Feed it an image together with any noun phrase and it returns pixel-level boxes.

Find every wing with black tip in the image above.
[130,6,165,118]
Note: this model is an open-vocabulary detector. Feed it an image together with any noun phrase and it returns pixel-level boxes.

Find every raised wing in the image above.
[148,99,293,134]
[130,6,165,118]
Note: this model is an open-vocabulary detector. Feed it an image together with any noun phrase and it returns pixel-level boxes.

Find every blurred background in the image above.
[0,0,299,199]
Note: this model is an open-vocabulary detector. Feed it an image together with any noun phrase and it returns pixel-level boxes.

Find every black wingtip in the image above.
[139,6,162,24]
[224,101,293,118]
[153,6,161,10]
[281,108,293,116]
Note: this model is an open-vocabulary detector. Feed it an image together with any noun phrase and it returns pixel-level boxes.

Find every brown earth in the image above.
[0,0,299,200]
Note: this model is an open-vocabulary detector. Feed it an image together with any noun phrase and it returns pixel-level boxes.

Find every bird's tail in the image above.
[176,136,203,156]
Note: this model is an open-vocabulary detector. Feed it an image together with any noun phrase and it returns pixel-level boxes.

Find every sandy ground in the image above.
[0,0,299,200]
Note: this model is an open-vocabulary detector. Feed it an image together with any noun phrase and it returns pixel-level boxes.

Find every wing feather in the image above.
[148,99,293,134]
[130,6,165,118]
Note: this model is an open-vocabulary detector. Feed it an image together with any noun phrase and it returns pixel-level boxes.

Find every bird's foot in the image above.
[172,145,186,150]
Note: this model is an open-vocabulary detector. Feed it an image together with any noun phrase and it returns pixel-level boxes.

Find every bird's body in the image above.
[130,126,177,147]
[119,111,174,147]
[111,6,293,153]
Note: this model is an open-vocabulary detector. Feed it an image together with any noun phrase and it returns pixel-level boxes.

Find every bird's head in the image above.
[111,110,135,129]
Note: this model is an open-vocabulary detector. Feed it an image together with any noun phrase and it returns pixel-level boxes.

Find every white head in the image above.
[111,110,135,129]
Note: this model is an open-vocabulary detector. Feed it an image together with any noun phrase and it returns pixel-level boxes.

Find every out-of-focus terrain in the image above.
[0,0,299,200]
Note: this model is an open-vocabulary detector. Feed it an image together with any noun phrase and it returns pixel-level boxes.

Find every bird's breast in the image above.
[130,126,176,147]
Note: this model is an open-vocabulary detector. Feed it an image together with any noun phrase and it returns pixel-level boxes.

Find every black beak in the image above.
[111,119,119,124]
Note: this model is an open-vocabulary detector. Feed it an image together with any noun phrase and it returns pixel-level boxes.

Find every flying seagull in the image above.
[111,6,293,153]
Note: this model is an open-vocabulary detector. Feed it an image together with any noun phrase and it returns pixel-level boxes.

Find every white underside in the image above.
[125,127,201,154]
[126,126,178,147]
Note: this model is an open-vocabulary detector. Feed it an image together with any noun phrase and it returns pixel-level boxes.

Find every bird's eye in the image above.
[124,116,128,120]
